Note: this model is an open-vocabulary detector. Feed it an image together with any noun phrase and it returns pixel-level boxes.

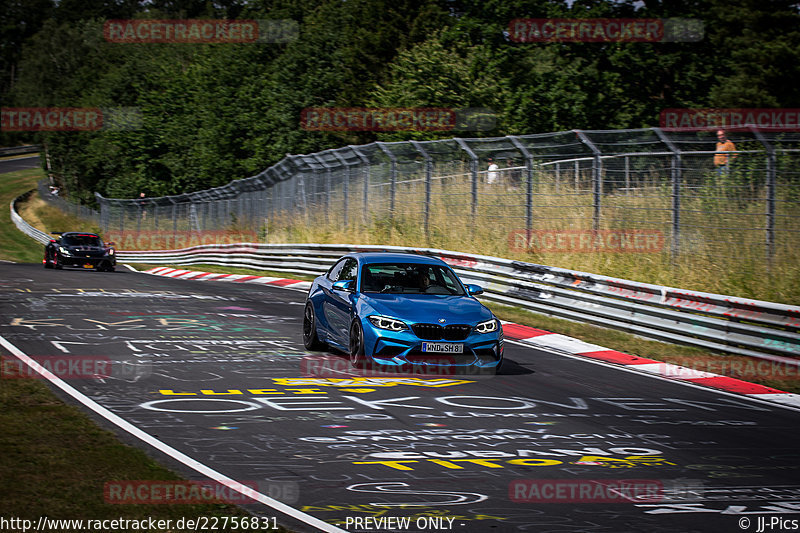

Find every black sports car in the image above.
[43,232,116,271]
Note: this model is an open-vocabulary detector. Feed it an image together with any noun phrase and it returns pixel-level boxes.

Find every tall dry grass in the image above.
[257,169,800,304]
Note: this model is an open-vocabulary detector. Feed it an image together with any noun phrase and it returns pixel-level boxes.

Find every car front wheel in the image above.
[349,319,366,368]
[302,302,327,350]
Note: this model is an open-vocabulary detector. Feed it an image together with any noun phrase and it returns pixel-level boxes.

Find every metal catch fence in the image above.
[92,127,800,265]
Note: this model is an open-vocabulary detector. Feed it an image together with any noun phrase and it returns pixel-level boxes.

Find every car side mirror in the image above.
[465,284,484,296]
[106,241,116,247]
[332,280,354,292]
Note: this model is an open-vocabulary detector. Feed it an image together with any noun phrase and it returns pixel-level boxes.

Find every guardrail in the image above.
[10,193,799,365]
[10,190,52,244]
[0,145,40,157]
[116,243,800,366]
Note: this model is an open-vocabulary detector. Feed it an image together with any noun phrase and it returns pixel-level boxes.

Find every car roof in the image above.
[350,252,448,267]
[60,232,100,238]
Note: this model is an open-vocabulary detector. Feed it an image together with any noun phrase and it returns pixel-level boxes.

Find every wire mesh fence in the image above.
[87,127,800,267]
[37,179,100,224]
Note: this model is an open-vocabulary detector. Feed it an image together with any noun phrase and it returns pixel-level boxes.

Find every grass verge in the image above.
[2,172,290,531]
[0,168,48,262]
[0,378,261,526]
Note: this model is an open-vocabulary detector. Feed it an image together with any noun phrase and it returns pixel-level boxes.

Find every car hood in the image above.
[63,245,104,251]
[359,293,492,325]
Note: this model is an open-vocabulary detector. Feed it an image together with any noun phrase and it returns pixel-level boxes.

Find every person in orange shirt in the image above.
[714,129,737,176]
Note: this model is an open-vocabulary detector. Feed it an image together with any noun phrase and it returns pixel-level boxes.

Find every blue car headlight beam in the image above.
[368,315,409,332]
[475,318,499,334]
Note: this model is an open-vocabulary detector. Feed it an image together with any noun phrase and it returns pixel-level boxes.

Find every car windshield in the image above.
[360,263,465,295]
[61,234,102,247]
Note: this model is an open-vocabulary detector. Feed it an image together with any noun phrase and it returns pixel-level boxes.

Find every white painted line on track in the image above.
[506,338,800,413]
[0,335,348,533]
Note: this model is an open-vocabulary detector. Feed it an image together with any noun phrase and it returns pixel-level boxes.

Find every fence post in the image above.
[575,130,602,230]
[118,199,125,235]
[377,142,397,223]
[332,150,353,229]
[751,126,776,265]
[624,155,630,194]
[167,196,177,245]
[454,138,478,225]
[508,136,534,235]
[351,146,371,227]
[654,128,682,260]
[411,141,432,240]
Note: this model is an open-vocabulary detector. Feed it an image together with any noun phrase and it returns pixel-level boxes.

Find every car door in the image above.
[322,257,358,346]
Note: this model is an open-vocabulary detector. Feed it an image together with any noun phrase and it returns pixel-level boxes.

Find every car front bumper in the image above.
[59,255,116,268]
[361,321,504,371]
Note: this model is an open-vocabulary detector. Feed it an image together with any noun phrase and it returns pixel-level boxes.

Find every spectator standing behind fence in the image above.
[138,192,147,220]
[714,129,737,176]
[487,158,499,184]
[506,158,522,189]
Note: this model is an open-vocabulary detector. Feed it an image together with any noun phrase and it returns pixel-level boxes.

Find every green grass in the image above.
[0,379,259,525]
[0,168,48,262]
[2,171,290,532]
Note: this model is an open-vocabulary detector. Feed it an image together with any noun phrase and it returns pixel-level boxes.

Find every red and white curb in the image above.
[143,266,311,291]
[140,266,800,410]
[502,322,800,409]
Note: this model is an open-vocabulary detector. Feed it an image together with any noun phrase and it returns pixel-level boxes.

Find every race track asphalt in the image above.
[1,261,799,533]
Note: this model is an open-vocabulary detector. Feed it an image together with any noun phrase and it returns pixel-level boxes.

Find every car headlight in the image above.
[368,315,409,332]
[475,318,498,334]
[107,249,115,256]
[58,247,71,256]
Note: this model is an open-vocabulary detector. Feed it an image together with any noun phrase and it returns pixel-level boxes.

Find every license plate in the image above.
[422,342,463,353]
[83,263,93,268]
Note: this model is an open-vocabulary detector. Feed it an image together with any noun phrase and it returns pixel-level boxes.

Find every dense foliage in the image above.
[2,0,799,203]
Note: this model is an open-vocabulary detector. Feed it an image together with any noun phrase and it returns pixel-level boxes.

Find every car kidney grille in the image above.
[411,324,472,341]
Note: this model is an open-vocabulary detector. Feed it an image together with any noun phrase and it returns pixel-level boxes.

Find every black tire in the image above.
[43,253,53,269]
[349,319,366,368]
[54,254,63,270]
[302,302,327,350]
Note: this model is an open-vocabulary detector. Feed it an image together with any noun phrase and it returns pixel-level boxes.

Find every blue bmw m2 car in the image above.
[302,252,503,373]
